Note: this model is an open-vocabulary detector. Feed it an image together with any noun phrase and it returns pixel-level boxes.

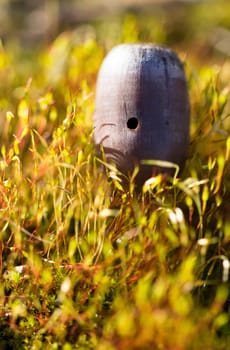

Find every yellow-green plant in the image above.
[0,12,230,350]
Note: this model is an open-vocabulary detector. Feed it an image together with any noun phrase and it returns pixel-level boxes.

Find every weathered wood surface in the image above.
[94,43,190,186]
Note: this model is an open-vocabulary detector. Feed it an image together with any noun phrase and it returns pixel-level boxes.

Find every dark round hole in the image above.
[127,117,139,130]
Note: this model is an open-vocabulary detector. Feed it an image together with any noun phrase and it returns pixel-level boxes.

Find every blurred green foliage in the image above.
[0,2,229,349]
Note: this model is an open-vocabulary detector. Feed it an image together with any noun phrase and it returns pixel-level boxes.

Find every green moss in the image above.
[0,4,230,349]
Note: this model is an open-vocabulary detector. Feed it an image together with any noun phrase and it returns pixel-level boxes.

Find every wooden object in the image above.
[93,43,190,186]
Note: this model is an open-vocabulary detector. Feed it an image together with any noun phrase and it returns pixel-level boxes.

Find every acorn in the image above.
[93,43,190,187]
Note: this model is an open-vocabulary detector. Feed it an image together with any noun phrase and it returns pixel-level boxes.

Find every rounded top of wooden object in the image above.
[94,43,190,187]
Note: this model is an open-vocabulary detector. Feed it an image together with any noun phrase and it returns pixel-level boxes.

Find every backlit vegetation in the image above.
[0,10,230,350]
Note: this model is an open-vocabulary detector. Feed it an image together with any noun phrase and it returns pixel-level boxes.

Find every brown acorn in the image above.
[93,43,190,187]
